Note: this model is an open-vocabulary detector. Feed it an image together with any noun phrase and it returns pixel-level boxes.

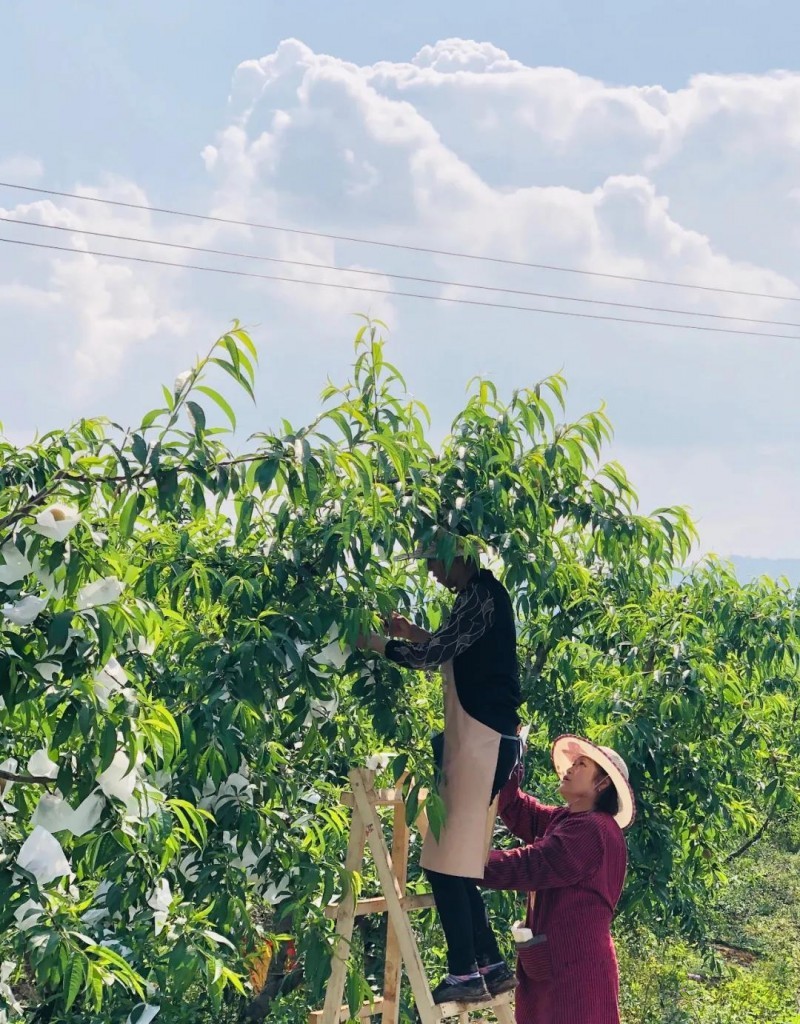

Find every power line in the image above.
[4,214,799,330]
[2,233,798,341]
[2,180,798,304]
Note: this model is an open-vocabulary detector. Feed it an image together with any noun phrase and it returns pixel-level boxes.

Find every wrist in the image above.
[369,634,387,655]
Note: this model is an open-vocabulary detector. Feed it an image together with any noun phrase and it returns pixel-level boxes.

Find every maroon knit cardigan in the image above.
[482,776,628,1024]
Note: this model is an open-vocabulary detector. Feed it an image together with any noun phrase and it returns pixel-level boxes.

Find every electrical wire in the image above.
[1,233,798,341]
[3,214,798,329]
[2,180,798,304]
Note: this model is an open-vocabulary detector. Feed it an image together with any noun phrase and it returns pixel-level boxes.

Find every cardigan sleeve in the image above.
[384,583,494,670]
[482,812,606,893]
[497,771,561,844]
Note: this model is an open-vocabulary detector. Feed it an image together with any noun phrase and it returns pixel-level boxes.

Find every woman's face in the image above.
[558,754,605,802]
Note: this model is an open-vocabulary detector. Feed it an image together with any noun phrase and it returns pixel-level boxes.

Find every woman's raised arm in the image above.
[497,765,561,844]
[483,812,605,893]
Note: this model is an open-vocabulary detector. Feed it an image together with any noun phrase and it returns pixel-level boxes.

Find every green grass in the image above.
[618,819,800,1024]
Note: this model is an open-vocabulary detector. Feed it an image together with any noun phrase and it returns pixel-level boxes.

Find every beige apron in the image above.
[420,660,501,878]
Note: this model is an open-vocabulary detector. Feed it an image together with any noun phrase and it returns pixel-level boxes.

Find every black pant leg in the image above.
[424,869,478,975]
[464,881,504,967]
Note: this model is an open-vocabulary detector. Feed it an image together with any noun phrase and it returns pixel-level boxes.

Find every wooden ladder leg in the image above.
[416,802,429,843]
[350,769,439,1024]
[317,795,368,1024]
[493,1000,516,1023]
[381,789,410,1024]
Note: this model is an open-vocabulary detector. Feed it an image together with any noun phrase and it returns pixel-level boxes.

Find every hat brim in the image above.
[395,534,482,562]
[551,734,636,830]
[395,545,437,561]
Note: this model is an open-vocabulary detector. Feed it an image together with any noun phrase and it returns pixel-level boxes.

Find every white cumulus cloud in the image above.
[2,38,800,560]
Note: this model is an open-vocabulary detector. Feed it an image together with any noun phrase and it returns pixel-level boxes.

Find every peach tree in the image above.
[0,321,798,1023]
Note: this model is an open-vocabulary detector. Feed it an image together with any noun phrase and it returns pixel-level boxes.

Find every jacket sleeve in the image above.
[482,813,606,893]
[384,584,494,670]
[497,770,561,844]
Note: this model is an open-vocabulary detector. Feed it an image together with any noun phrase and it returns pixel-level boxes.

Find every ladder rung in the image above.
[434,989,515,1020]
[325,892,436,919]
[341,787,402,807]
[309,989,512,1024]
[308,997,384,1023]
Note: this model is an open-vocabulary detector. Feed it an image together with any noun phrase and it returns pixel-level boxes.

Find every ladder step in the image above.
[325,892,436,919]
[341,786,426,808]
[341,787,401,807]
[434,988,515,1020]
[308,997,384,1023]
[311,989,513,1023]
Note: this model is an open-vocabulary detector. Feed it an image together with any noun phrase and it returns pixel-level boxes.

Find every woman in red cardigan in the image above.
[481,735,635,1024]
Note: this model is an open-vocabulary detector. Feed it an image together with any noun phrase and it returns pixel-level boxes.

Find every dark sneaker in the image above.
[482,962,518,997]
[431,975,489,1004]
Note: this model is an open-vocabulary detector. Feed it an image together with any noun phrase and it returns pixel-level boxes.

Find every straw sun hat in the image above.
[400,527,483,561]
[552,734,636,830]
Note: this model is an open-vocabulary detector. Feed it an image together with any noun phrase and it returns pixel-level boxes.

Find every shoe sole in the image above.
[487,977,519,997]
[433,990,490,1005]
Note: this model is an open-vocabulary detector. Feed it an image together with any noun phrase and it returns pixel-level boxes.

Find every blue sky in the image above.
[1,1,799,570]
[6,0,800,197]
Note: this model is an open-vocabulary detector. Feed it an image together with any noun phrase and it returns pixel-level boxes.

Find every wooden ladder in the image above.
[309,767,515,1024]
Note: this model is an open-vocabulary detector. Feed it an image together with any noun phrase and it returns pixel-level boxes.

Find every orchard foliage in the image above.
[0,320,798,1022]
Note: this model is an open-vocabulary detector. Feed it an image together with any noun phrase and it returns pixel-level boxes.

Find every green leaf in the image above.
[211,357,255,401]
[220,965,247,996]
[235,496,255,545]
[140,407,168,430]
[186,401,207,434]
[392,752,409,783]
[53,702,77,749]
[48,610,74,649]
[88,964,103,1011]
[119,492,145,540]
[231,327,258,363]
[190,479,206,515]
[64,952,86,1011]
[229,342,255,383]
[254,458,279,493]
[346,967,368,1018]
[96,608,115,663]
[424,792,446,841]
[404,781,420,827]
[99,719,117,771]
[156,468,180,505]
[202,929,236,951]
[131,434,148,466]
[168,798,213,848]
[195,385,236,430]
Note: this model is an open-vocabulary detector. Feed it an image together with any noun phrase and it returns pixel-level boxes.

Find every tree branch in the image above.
[0,451,282,542]
[0,471,70,534]
[724,797,778,863]
[0,769,55,787]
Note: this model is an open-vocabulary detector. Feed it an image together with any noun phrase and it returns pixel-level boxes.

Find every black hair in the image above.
[594,767,619,817]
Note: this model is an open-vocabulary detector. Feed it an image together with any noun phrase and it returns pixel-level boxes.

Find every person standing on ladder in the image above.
[357,529,522,1004]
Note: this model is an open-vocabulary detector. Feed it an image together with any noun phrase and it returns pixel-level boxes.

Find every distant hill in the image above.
[729,556,800,586]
